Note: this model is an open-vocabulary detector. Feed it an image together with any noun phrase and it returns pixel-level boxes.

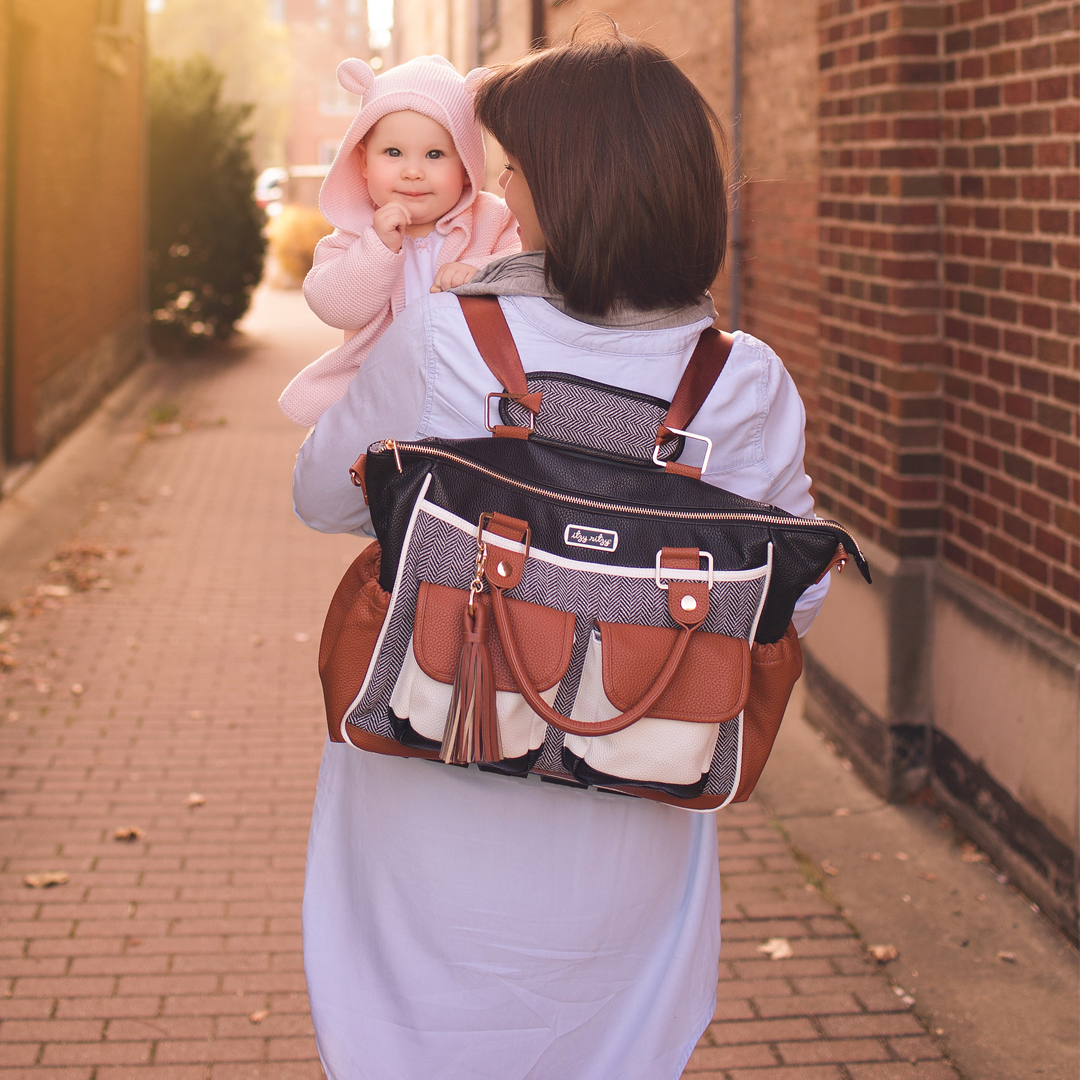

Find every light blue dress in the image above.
[294,292,828,1080]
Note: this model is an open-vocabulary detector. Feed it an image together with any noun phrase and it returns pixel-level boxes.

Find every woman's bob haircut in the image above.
[475,25,727,317]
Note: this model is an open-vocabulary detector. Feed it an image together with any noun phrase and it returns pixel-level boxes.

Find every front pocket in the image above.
[388,582,575,759]
[563,622,751,786]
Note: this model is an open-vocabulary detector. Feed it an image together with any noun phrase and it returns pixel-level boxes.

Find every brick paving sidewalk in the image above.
[0,289,955,1080]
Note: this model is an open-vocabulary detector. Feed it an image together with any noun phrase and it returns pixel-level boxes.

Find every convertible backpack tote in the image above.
[318,297,872,811]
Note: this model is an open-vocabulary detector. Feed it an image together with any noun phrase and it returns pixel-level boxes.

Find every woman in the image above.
[292,29,829,1080]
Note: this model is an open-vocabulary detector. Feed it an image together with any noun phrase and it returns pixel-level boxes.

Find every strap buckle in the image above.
[653,427,714,474]
[478,511,532,563]
[654,550,714,591]
[485,393,537,435]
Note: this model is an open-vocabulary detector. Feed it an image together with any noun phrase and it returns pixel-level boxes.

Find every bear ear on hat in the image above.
[464,67,491,95]
[338,58,375,98]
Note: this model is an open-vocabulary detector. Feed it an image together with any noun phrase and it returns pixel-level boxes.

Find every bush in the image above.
[266,205,334,286]
[148,55,265,348]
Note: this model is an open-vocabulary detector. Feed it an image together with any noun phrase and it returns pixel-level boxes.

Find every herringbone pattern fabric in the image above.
[502,372,683,463]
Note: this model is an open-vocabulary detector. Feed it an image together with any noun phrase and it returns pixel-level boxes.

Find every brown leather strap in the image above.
[460,294,732,451]
[458,296,532,403]
[487,583,696,737]
[659,327,735,438]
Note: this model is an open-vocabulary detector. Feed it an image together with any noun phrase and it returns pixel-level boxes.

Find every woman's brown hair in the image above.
[475,25,727,316]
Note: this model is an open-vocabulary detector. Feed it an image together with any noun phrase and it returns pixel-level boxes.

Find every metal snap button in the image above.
[497,561,511,578]
[680,594,697,612]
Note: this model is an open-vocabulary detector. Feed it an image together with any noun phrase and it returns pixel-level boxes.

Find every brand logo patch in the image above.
[563,525,619,552]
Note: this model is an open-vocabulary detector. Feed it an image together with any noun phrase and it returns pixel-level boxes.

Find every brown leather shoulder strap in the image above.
[663,327,735,433]
[458,296,529,399]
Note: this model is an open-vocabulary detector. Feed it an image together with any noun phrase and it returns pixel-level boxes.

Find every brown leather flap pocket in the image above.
[414,582,575,692]
[598,622,751,723]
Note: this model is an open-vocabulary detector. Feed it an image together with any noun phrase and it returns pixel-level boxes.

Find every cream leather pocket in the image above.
[390,645,552,758]
[564,629,720,784]
[388,582,575,758]
[564,621,751,785]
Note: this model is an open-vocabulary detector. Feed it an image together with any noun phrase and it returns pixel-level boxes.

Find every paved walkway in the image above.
[1,290,956,1079]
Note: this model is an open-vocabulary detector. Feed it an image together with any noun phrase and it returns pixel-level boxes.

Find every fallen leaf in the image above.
[24,871,70,888]
[71,683,85,696]
[113,826,145,842]
[186,792,207,808]
[997,951,1016,963]
[869,944,898,962]
[902,894,911,903]
[757,937,794,960]
[960,843,989,863]
[917,871,938,882]
[249,1009,270,1024]
[833,807,850,816]
[293,632,310,643]
[895,852,909,861]
[821,860,840,877]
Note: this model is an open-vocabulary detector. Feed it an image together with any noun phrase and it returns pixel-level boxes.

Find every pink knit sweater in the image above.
[279,56,520,427]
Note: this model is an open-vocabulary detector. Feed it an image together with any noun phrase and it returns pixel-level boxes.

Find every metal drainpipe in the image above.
[730,0,742,331]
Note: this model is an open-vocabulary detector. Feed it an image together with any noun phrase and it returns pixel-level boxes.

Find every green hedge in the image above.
[148,55,265,347]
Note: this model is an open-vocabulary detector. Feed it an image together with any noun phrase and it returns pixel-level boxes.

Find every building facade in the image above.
[0,0,147,472]
[282,0,371,207]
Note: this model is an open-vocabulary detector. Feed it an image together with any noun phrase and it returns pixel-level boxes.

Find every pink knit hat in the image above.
[318,55,489,236]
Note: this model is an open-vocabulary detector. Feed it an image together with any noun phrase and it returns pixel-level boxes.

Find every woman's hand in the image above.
[430,262,479,292]
[372,202,412,252]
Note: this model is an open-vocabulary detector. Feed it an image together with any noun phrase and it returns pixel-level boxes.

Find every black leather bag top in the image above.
[364,435,871,644]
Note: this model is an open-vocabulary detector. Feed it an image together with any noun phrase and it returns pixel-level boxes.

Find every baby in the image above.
[279,55,520,427]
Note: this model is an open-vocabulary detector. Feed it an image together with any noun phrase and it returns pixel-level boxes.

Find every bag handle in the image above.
[458,296,734,474]
[480,515,711,737]
[490,585,694,736]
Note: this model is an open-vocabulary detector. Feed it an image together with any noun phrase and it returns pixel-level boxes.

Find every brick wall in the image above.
[938,0,1079,638]
[738,0,822,460]
[816,0,1078,641]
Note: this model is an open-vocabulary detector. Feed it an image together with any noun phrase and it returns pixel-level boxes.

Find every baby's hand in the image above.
[431,262,479,292]
[372,202,412,252]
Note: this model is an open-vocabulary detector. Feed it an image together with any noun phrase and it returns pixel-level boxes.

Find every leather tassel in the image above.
[441,601,503,764]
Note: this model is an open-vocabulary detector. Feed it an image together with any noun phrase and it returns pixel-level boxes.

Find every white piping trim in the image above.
[420,500,771,583]
[746,541,773,644]
[341,473,433,746]
[711,712,744,810]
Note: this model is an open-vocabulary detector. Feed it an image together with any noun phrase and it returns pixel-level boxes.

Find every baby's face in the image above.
[360,111,467,229]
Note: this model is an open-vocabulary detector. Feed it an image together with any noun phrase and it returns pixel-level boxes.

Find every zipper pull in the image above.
[377,439,403,473]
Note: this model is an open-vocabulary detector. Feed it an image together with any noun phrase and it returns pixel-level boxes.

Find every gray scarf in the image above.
[451,251,717,331]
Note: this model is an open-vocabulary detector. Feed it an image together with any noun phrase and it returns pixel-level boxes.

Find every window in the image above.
[318,140,342,165]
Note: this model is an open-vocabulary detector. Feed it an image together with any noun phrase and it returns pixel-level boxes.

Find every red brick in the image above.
[687,1043,778,1070]
[779,1038,892,1064]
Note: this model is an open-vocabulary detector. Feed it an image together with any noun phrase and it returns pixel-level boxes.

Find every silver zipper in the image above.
[374,439,867,563]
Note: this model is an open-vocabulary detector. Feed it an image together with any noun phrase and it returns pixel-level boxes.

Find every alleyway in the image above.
[0,288,1016,1079]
